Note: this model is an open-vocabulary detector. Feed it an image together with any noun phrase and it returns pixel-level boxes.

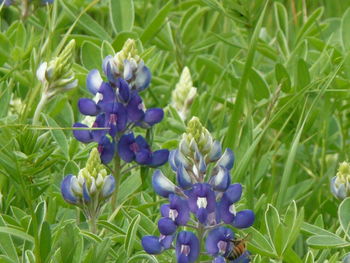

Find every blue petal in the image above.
[150,149,170,167]
[217,148,234,170]
[169,150,178,171]
[196,207,208,224]
[223,184,242,203]
[213,256,226,263]
[232,210,255,229]
[142,236,163,255]
[101,175,115,198]
[82,182,91,203]
[61,175,78,204]
[78,98,99,116]
[152,170,176,197]
[86,69,102,95]
[158,217,177,235]
[73,123,93,143]
[117,133,135,162]
[208,141,222,162]
[177,164,192,189]
[117,78,130,102]
[211,166,230,192]
[159,234,174,250]
[144,108,164,126]
[135,64,151,91]
[135,149,152,165]
[176,231,200,263]
[99,136,115,164]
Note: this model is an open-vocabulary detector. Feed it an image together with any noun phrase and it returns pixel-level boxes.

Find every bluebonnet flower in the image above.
[61,148,115,232]
[331,161,350,200]
[73,39,168,165]
[142,117,255,262]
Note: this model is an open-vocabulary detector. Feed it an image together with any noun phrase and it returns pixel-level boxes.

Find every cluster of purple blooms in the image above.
[0,0,53,6]
[72,42,168,166]
[142,118,255,263]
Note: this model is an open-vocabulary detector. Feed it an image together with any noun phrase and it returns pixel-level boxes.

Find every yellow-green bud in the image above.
[172,67,197,120]
[112,38,141,72]
[336,161,350,185]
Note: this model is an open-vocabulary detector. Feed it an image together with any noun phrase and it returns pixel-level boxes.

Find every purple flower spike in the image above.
[188,183,216,224]
[217,149,234,170]
[61,175,78,204]
[73,123,93,143]
[232,210,255,229]
[158,217,177,235]
[152,170,177,197]
[206,227,234,257]
[98,136,115,164]
[78,98,99,116]
[86,69,102,95]
[142,236,163,255]
[176,231,200,263]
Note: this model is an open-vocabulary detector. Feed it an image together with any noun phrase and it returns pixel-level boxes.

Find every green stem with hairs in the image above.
[111,155,121,210]
[32,92,49,125]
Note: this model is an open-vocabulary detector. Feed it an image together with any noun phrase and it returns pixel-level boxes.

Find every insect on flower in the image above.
[225,234,251,262]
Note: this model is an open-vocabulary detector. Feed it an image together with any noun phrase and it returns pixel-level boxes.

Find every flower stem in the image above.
[111,155,121,210]
[196,224,205,263]
[88,215,97,234]
[33,93,48,125]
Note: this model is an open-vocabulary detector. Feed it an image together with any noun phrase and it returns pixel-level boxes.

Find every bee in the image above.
[225,234,251,261]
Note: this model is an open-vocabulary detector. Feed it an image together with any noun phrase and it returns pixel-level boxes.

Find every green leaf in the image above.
[265,204,281,243]
[39,221,51,262]
[0,33,11,66]
[140,1,173,43]
[274,2,289,38]
[249,68,270,100]
[275,63,291,93]
[63,160,80,176]
[124,215,141,258]
[109,0,134,33]
[117,173,141,202]
[297,59,310,90]
[307,235,350,249]
[81,41,102,70]
[0,217,19,262]
[0,227,34,243]
[339,197,350,238]
[101,41,115,61]
[342,8,350,51]
[296,7,324,44]
[43,115,69,157]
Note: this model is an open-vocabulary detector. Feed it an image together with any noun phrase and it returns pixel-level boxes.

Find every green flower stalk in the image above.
[171,67,197,120]
[33,39,77,124]
[331,161,350,200]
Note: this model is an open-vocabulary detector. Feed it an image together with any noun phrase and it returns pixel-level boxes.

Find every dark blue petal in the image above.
[213,256,226,263]
[223,184,242,203]
[61,175,78,204]
[152,170,176,197]
[169,194,190,226]
[102,55,113,75]
[127,93,144,122]
[177,164,192,189]
[211,166,231,192]
[150,149,170,167]
[86,69,102,95]
[142,236,163,255]
[91,114,108,142]
[78,98,99,116]
[176,231,200,263]
[158,217,177,235]
[135,149,152,165]
[117,78,130,102]
[117,133,135,162]
[232,251,251,263]
[208,141,222,162]
[232,210,255,229]
[98,136,115,164]
[135,135,149,149]
[143,108,164,126]
[196,207,208,224]
[159,234,174,250]
[205,227,234,256]
[73,123,93,143]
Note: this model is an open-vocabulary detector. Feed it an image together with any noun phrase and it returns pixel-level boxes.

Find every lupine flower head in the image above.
[143,117,254,262]
[73,38,168,165]
[171,67,197,120]
[61,148,115,218]
[331,161,350,200]
[36,40,77,98]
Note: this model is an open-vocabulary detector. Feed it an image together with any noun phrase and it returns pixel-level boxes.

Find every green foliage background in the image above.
[2,0,350,262]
